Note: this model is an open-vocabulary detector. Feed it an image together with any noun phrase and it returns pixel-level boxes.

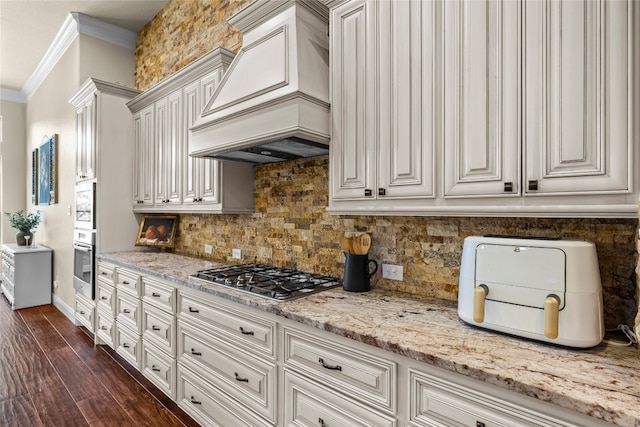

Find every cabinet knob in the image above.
[364,189,372,197]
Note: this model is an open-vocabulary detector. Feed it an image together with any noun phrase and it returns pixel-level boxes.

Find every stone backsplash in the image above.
[171,156,638,329]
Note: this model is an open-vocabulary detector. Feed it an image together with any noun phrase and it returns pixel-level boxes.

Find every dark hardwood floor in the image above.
[0,295,200,427]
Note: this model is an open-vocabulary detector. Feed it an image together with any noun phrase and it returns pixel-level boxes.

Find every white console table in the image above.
[1,243,53,310]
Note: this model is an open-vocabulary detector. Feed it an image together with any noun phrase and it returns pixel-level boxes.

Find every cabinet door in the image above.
[133,105,155,207]
[166,91,183,205]
[330,0,376,200]
[443,0,521,197]
[76,95,97,181]
[524,0,632,195]
[154,98,168,205]
[196,71,222,204]
[183,81,200,205]
[377,0,436,199]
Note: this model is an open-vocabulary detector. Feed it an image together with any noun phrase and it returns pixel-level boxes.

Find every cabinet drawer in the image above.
[75,294,95,331]
[142,276,176,313]
[409,368,539,427]
[116,268,141,296]
[142,302,176,356]
[115,323,141,369]
[96,310,115,348]
[178,291,275,358]
[284,327,396,412]
[284,370,396,427]
[115,291,141,334]
[96,261,116,283]
[141,340,176,400]
[96,278,116,316]
[178,322,276,423]
[176,364,271,427]
[1,279,15,301]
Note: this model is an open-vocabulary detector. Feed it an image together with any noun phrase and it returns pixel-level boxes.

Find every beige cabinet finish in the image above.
[330,0,436,205]
[75,95,96,181]
[329,0,639,217]
[128,48,255,214]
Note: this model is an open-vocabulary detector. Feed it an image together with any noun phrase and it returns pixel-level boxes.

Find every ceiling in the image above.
[0,0,168,95]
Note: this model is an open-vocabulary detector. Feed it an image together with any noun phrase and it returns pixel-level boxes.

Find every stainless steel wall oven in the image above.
[73,181,96,300]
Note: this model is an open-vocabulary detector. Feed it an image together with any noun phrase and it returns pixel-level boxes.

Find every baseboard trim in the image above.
[53,293,76,324]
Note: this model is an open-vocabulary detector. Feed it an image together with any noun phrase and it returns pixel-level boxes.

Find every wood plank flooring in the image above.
[0,296,200,427]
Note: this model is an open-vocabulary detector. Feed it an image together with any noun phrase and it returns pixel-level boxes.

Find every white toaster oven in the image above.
[458,235,604,348]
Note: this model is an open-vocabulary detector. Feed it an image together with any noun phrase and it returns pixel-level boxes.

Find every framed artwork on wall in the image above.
[135,215,178,248]
[38,134,58,205]
[31,148,38,205]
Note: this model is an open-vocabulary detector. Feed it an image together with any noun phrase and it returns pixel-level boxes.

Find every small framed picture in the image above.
[135,215,178,248]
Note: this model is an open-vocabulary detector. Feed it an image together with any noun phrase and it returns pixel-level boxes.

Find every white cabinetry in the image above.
[128,47,255,214]
[0,244,52,310]
[75,95,96,181]
[329,0,639,217]
[330,0,435,205]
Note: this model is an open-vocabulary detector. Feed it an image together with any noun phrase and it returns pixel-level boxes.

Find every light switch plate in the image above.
[232,248,242,259]
[204,244,213,255]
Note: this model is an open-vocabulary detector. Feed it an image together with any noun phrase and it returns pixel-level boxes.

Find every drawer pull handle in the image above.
[100,296,108,300]
[122,343,130,348]
[101,326,108,331]
[101,271,107,275]
[123,309,131,314]
[190,348,202,356]
[234,372,249,383]
[188,307,199,313]
[319,418,326,427]
[476,422,486,427]
[190,396,201,405]
[151,365,161,372]
[239,327,254,336]
[318,358,342,371]
[151,292,161,297]
[79,311,85,315]
[122,281,130,285]
[151,325,161,331]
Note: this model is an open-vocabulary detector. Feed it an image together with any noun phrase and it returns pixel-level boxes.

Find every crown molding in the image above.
[3,13,136,103]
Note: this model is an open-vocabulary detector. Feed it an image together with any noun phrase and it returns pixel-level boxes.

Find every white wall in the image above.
[25,34,135,310]
[0,99,27,244]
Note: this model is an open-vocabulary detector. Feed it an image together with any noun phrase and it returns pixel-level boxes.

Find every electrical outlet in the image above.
[382,264,403,281]
[204,244,213,255]
[232,248,242,259]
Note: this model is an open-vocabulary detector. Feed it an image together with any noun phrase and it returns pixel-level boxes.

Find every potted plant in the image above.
[4,210,42,246]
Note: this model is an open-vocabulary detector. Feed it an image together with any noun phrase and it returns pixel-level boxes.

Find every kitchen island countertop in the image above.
[98,250,640,426]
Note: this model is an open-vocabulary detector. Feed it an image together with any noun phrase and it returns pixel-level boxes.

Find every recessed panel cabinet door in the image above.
[443,0,521,197]
[524,0,632,195]
[377,0,435,199]
[133,105,155,207]
[330,0,374,200]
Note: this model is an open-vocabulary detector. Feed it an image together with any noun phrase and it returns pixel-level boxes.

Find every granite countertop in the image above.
[98,251,640,426]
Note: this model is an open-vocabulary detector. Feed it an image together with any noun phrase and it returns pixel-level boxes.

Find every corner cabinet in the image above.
[328,0,639,218]
[128,47,255,214]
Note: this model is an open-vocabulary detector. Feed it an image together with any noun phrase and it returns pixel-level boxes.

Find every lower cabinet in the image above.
[96,262,611,427]
[74,292,96,332]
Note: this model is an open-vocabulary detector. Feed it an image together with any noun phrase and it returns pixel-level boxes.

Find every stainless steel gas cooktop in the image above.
[189,264,341,301]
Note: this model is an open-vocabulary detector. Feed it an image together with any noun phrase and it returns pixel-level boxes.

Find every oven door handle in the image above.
[74,244,93,253]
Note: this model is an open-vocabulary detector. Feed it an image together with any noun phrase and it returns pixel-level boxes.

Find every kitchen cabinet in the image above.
[328,0,639,217]
[113,268,142,368]
[95,261,116,345]
[0,244,52,311]
[127,47,255,214]
[330,0,436,204]
[74,95,96,181]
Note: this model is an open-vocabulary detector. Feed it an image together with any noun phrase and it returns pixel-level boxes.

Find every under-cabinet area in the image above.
[94,252,640,427]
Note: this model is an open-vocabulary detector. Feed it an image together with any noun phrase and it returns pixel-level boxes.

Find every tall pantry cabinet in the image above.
[328,0,638,217]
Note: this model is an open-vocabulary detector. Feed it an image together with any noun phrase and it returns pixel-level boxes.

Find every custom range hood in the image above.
[189,0,330,164]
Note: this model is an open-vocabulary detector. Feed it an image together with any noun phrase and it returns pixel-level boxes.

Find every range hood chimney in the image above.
[189,0,330,164]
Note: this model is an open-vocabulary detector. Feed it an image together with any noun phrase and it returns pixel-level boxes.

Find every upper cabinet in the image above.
[127,48,255,214]
[328,0,639,218]
[330,0,436,205]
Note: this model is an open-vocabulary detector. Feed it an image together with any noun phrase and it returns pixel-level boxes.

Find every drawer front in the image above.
[176,364,271,427]
[96,261,116,283]
[75,296,95,331]
[1,279,15,300]
[409,369,538,427]
[178,322,276,423]
[116,269,141,296]
[116,291,141,334]
[96,278,116,316]
[284,327,396,412]
[284,370,396,427]
[96,310,115,348]
[141,340,176,400]
[178,292,275,358]
[115,323,140,369]
[141,276,176,313]
[142,303,176,356]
